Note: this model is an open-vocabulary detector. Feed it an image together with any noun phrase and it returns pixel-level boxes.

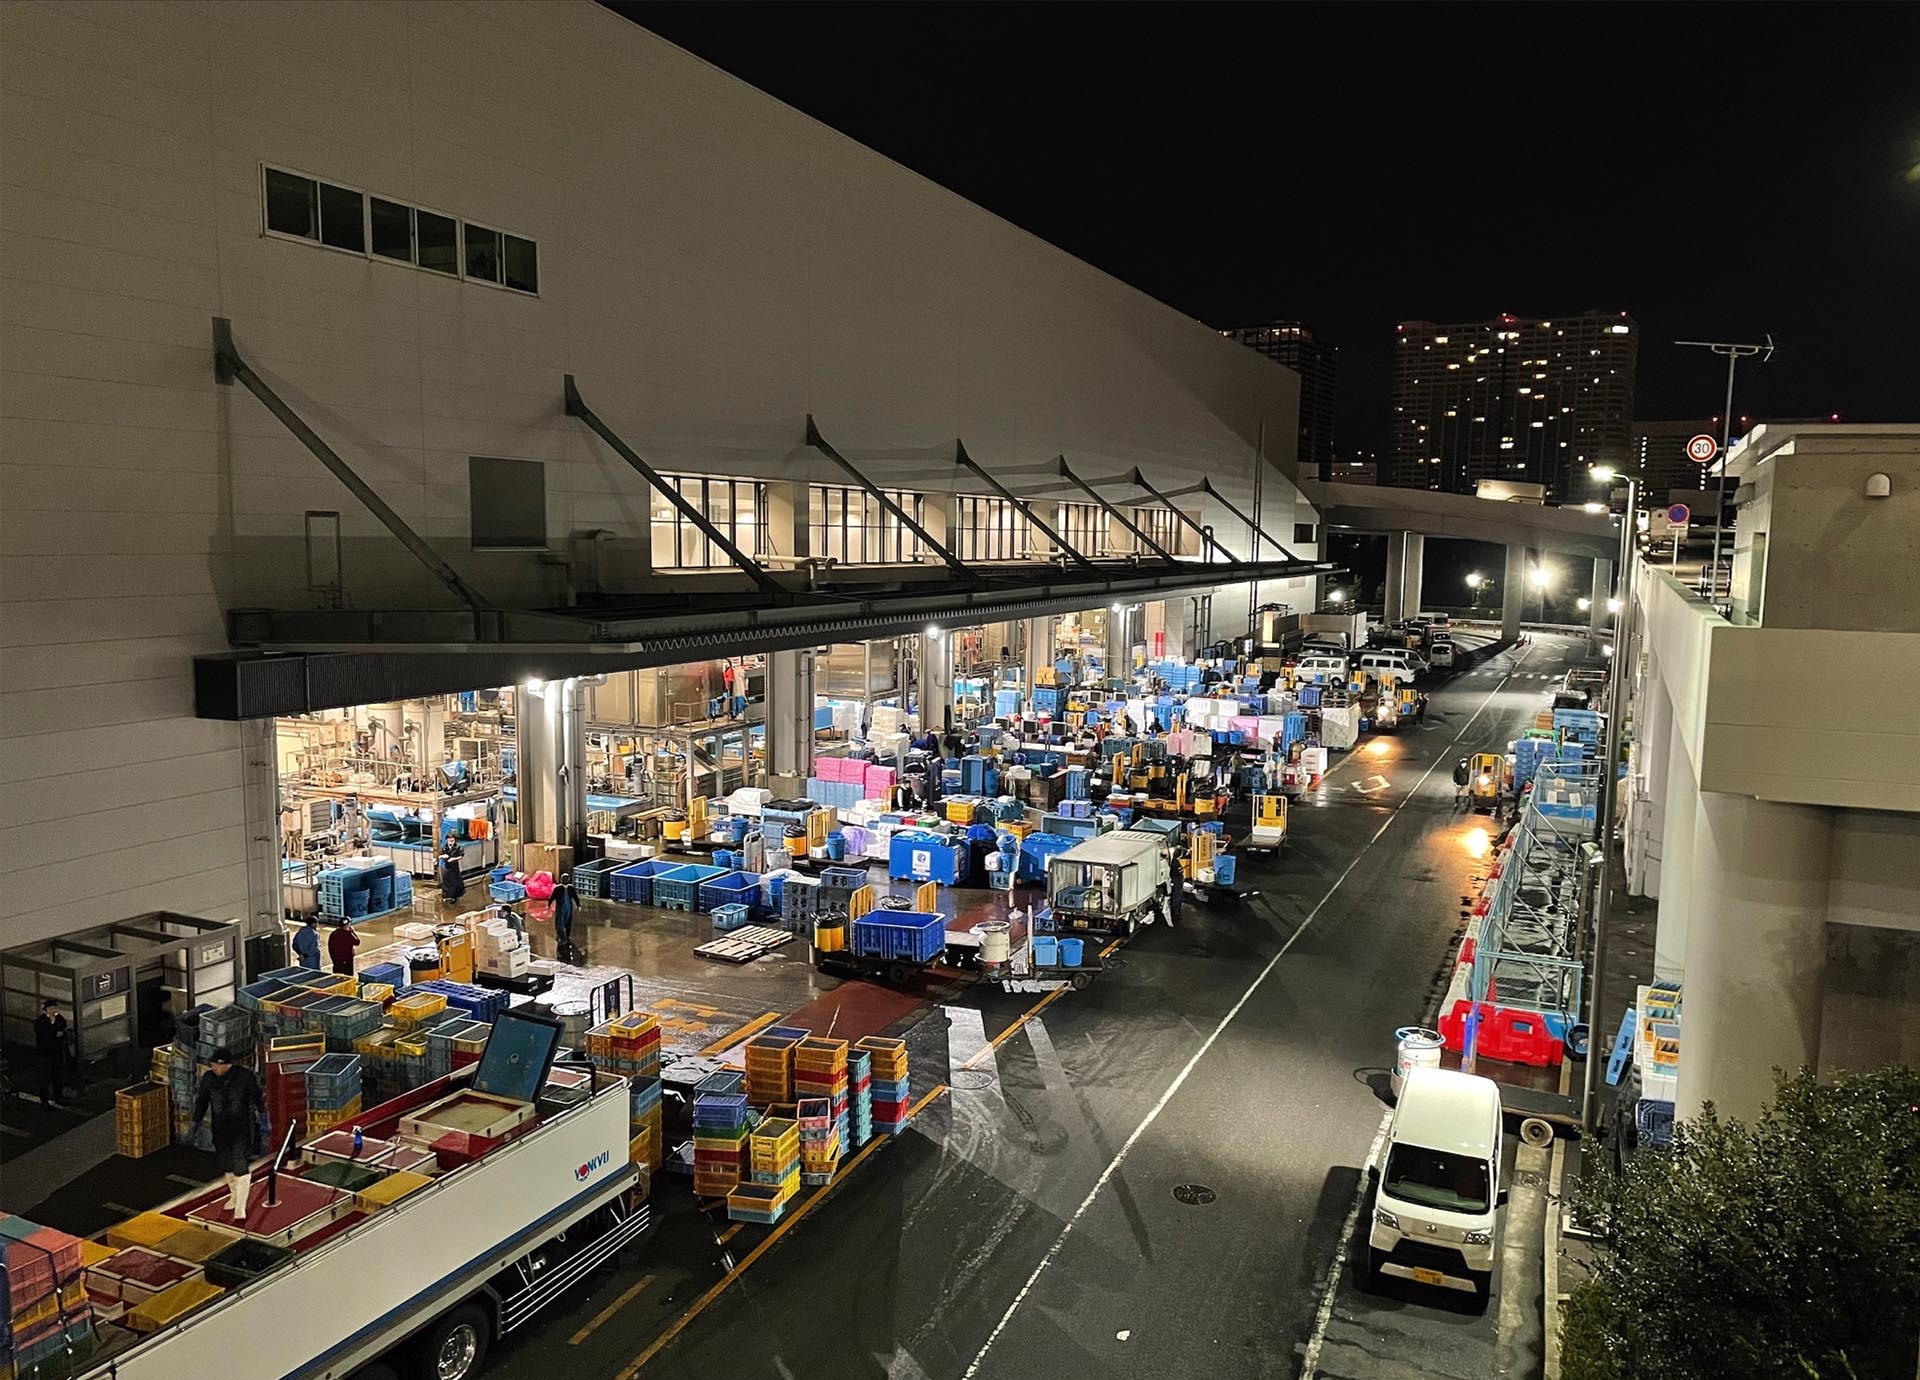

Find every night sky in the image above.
[610,3,1919,456]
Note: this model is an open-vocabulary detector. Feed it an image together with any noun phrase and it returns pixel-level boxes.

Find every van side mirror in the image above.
[1496,1188,1510,1208]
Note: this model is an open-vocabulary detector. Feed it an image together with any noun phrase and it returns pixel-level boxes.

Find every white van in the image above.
[1357,649,1423,682]
[1296,654,1350,685]
[1368,1067,1504,1303]
[1428,639,1456,669]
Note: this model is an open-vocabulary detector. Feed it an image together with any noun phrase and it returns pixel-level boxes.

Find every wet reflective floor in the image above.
[472,630,1589,1380]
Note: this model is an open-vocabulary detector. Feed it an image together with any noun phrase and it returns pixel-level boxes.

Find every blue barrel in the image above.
[1058,937,1083,967]
[825,831,847,862]
[1033,935,1059,967]
[725,815,749,845]
[1212,854,1237,886]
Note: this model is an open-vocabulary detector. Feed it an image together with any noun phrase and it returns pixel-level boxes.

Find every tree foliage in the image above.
[1562,1065,1920,1380]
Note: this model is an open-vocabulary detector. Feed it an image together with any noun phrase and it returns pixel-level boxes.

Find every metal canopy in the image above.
[953,440,1096,571]
[1201,477,1299,561]
[1056,457,1177,563]
[194,549,1337,718]
[213,318,490,611]
[805,417,975,582]
[1130,468,1240,564]
[567,376,784,598]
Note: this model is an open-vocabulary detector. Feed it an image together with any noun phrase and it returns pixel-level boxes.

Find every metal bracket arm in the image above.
[805,417,975,582]
[212,317,489,610]
[565,375,783,598]
[1130,468,1239,564]
[954,440,1096,570]
[1056,457,1176,563]
[1202,477,1298,561]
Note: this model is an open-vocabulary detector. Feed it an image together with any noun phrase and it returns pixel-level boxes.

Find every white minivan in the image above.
[1295,653,1350,685]
[1368,1067,1504,1303]
[1357,649,1424,682]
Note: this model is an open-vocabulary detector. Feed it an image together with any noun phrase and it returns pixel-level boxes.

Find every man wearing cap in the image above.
[190,1047,266,1218]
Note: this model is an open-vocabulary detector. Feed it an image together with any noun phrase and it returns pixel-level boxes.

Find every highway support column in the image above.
[1501,543,1528,641]
[766,648,816,791]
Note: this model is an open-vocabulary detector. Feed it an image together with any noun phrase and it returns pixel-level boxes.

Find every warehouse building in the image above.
[0,0,1325,953]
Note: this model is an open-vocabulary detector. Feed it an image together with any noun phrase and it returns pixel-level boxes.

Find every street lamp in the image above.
[1466,571,1486,612]
[1530,565,1551,589]
[1327,588,1346,606]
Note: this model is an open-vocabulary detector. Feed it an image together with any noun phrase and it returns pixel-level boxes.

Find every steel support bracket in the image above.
[954,440,1096,571]
[1057,457,1177,563]
[1130,468,1240,564]
[1202,477,1299,561]
[806,416,976,582]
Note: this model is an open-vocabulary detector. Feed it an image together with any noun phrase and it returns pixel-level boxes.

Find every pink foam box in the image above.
[864,765,896,798]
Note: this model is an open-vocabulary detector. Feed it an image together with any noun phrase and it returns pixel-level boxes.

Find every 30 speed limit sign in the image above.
[1686,434,1718,464]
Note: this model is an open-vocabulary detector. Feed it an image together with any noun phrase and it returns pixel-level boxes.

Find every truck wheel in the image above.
[413,1303,489,1380]
[887,962,912,986]
[1069,971,1092,991]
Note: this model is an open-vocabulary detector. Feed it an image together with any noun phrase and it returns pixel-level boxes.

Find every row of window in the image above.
[264,166,538,294]
[467,461,1198,565]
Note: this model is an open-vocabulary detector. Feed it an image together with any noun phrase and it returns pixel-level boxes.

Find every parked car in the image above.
[1428,638,1455,669]
[1368,1067,1506,1305]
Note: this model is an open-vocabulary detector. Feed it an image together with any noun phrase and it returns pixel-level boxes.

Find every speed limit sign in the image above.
[1686,434,1718,464]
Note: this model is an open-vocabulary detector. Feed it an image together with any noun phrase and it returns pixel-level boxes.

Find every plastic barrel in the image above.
[975,921,1010,966]
[1058,937,1084,967]
[825,832,847,862]
[1212,854,1237,886]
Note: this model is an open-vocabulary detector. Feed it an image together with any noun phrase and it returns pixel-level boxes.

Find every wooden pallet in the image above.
[693,926,795,965]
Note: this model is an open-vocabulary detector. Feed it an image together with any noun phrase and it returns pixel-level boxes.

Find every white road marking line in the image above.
[965,650,1537,1379]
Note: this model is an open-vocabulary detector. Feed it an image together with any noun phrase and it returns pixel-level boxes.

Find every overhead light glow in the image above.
[1590,465,1618,482]
[1530,566,1551,589]
[1577,596,1592,611]
[1607,597,1622,613]
[925,625,941,640]
[1464,826,1491,859]
[1582,501,1605,514]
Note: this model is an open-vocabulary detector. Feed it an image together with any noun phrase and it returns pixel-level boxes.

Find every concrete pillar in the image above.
[1104,606,1127,675]
[766,648,816,785]
[921,626,953,732]
[1403,533,1425,617]
[1384,531,1408,625]
[1024,615,1051,698]
[1590,558,1614,641]
[1501,543,1529,640]
[1653,722,1696,976]
[560,680,588,850]
[516,680,562,853]
[1676,794,1832,1123]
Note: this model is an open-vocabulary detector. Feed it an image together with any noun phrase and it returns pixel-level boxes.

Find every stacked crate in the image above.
[307,996,384,1053]
[795,1098,840,1188]
[847,1048,874,1148]
[264,1033,324,1146]
[793,1038,849,1183]
[743,1031,800,1106]
[303,1054,363,1136]
[1,1214,95,1374]
[166,1036,211,1152]
[358,960,408,996]
[744,1117,799,1197]
[114,1082,171,1160]
[691,1091,749,1199]
[427,1020,493,1081]
[387,991,448,1032]
[857,1036,912,1135]
[628,1075,663,1173]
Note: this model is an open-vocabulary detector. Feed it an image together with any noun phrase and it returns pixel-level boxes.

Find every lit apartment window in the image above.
[809,486,923,565]
[954,496,1027,561]
[650,476,766,570]
[263,166,536,293]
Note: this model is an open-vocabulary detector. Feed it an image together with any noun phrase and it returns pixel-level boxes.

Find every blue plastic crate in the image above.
[887,833,968,883]
[653,863,726,911]
[711,903,752,932]
[694,1071,744,1098]
[609,857,680,905]
[699,871,761,914]
[305,1053,362,1103]
[849,910,945,965]
[489,880,527,904]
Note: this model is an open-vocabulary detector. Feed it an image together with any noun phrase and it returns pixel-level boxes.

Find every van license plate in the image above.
[1411,1267,1445,1286]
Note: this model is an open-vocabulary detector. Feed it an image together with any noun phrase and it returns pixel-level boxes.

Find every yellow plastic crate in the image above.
[356,1170,433,1212]
[358,982,394,1005]
[125,1277,224,1334]
[106,1211,189,1252]
[793,1039,848,1074]
[156,1223,238,1264]
[78,1239,119,1270]
[389,993,447,1027]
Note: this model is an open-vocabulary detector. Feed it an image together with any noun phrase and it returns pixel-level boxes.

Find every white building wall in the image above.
[0,0,1311,948]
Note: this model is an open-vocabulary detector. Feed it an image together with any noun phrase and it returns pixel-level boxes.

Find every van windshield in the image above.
[1384,1144,1490,1213]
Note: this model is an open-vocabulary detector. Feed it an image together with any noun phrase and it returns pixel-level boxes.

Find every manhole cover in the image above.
[1171,1183,1216,1206]
[951,1069,996,1091]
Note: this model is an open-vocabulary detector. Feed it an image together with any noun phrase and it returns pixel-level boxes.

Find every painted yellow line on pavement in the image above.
[570,1274,655,1345]
[699,1010,780,1056]
[716,1222,742,1245]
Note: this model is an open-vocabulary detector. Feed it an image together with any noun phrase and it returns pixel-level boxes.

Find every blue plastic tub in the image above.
[1212,853,1237,886]
[654,863,727,911]
[698,870,761,914]
[1057,937,1084,967]
[609,857,680,905]
[848,910,945,965]
[1033,935,1059,966]
[825,832,847,862]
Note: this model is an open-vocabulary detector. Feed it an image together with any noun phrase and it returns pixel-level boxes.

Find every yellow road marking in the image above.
[699,1010,780,1056]
[716,1222,742,1245]
[569,1274,655,1345]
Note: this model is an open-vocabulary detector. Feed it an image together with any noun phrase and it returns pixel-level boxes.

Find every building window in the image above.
[1294,522,1318,545]
[809,486,924,565]
[263,167,363,251]
[469,456,547,550]
[954,496,1027,561]
[1130,507,1181,555]
[650,476,767,570]
[262,166,534,292]
[1055,502,1113,558]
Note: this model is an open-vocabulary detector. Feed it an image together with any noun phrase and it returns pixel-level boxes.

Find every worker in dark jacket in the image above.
[440,845,467,907]
[191,1047,265,1218]
[34,999,75,1108]
[291,915,322,971]
[327,918,359,975]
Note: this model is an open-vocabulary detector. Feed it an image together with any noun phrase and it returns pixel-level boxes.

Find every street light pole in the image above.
[1676,335,1772,606]
[1582,469,1636,1132]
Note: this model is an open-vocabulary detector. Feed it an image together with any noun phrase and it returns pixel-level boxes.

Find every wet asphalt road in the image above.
[487,631,1589,1380]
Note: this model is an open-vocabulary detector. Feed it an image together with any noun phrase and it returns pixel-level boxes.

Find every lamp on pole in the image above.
[1466,571,1486,612]
[1676,335,1773,606]
[1581,464,1638,1131]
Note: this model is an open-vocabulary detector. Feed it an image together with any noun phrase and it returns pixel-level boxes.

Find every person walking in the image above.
[291,915,322,971]
[439,845,467,908]
[553,877,577,960]
[190,1048,265,1219]
[326,918,359,976]
[33,1000,74,1108]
